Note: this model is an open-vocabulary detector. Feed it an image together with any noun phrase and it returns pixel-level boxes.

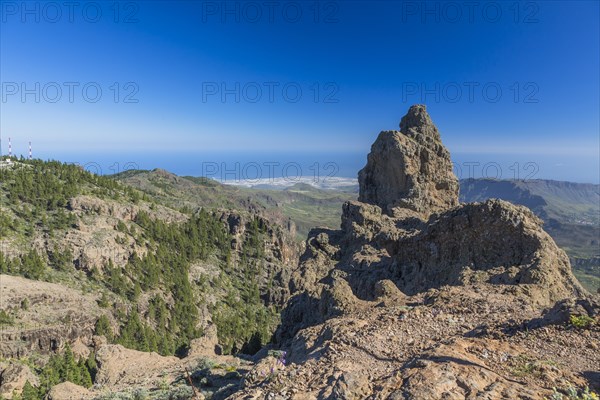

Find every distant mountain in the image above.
[460,179,599,226]
[221,176,359,192]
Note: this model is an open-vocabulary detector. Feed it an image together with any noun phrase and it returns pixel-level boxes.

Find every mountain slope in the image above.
[0,159,298,399]
[116,169,355,240]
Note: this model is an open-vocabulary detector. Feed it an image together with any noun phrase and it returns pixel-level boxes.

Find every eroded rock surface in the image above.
[280,106,585,343]
[230,105,596,399]
[358,104,459,216]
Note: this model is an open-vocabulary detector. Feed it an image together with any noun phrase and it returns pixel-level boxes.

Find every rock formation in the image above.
[280,105,586,342]
[231,105,598,399]
[358,104,459,216]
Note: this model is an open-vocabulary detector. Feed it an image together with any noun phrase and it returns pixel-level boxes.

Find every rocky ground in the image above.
[232,286,598,399]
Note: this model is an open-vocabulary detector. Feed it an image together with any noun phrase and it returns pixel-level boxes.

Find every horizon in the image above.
[2,150,600,187]
[1,1,599,184]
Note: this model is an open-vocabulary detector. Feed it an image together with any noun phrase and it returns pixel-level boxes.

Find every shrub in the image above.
[0,309,14,325]
[569,314,595,329]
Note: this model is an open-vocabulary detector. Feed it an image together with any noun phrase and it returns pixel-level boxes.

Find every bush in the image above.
[569,314,595,329]
[0,309,14,325]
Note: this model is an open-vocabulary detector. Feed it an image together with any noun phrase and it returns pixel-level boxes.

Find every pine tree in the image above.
[21,381,39,400]
[77,358,93,388]
[94,315,113,341]
[85,351,97,381]
[62,343,79,384]
[98,292,110,308]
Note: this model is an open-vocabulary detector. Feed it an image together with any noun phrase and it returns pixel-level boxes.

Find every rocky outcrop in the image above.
[358,104,459,217]
[236,105,597,399]
[94,343,180,388]
[0,362,38,398]
[0,275,107,359]
[46,382,91,400]
[219,210,298,306]
[279,106,586,344]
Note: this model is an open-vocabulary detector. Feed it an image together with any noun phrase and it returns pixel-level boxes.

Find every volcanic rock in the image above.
[358,104,459,216]
[279,105,586,342]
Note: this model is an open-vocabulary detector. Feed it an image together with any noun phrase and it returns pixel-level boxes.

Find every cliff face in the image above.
[231,105,598,399]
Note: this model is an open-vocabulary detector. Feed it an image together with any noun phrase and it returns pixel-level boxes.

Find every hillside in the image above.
[115,169,355,240]
[0,159,299,399]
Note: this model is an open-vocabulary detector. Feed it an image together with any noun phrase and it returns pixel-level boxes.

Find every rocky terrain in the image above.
[232,105,599,399]
[460,179,600,292]
[0,105,597,399]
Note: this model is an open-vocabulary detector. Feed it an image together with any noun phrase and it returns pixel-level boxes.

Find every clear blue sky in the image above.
[1,1,599,183]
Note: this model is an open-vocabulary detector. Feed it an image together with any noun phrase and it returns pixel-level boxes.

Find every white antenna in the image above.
[8,137,11,157]
[29,141,32,160]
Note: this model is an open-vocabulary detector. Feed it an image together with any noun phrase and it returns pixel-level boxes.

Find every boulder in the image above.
[0,362,38,398]
[47,382,91,400]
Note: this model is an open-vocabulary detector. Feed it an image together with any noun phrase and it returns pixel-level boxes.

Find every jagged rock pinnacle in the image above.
[399,104,441,141]
[358,105,459,216]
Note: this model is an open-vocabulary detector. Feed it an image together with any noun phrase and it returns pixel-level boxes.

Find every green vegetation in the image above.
[94,315,114,341]
[0,250,47,280]
[0,309,14,326]
[571,260,600,294]
[0,159,141,236]
[211,217,279,354]
[569,314,595,329]
[548,386,600,400]
[2,199,278,360]
[99,209,230,355]
[116,169,356,241]
[510,354,545,378]
[16,344,95,400]
[84,210,278,356]
[0,160,297,396]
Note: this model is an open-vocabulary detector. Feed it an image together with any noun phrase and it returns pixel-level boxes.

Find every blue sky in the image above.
[1,1,599,183]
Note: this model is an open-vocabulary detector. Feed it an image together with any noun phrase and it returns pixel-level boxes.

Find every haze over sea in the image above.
[22,149,600,185]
